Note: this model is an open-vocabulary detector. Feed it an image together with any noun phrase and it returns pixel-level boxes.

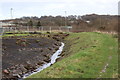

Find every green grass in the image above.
[2,31,30,37]
[2,34,30,37]
[1,31,62,37]
[25,32,118,78]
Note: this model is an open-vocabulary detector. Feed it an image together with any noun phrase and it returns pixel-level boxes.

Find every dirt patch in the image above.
[2,33,69,79]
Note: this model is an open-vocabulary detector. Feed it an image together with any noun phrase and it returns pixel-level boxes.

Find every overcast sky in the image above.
[0,0,119,20]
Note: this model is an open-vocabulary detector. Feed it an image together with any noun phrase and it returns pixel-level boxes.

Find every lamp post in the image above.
[10,8,13,19]
[65,11,67,26]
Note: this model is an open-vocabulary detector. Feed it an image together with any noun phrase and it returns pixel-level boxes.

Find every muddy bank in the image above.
[2,32,69,79]
[23,42,64,78]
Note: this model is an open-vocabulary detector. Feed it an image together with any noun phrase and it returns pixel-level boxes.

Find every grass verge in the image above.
[25,32,118,78]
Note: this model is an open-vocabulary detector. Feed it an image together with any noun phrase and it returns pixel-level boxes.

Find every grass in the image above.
[2,32,30,37]
[1,31,60,37]
[2,34,30,37]
[24,32,118,78]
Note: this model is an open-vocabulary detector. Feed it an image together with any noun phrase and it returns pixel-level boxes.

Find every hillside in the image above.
[1,14,118,32]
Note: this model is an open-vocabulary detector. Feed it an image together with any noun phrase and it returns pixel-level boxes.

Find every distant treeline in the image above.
[11,14,118,32]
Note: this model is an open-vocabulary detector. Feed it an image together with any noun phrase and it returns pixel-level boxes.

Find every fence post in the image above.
[27,26,29,32]
[14,27,16,32]
[59,27,62,32]
[50,27,51,33]
[41,27,43,33]
[39,27,40,31]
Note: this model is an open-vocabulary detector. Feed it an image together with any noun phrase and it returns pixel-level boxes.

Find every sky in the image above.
[0,0,119,20]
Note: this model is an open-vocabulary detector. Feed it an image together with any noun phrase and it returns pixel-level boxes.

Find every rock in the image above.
[54,43,59,46]
[24,65,31,70]
[10,66,16,70]
[24,63,36,71]
[55,48,59,51]
[19,64,27,72]
[3,69,9,74]
[18,49,22,52]
[52,50,56,53]
[37,61,44,65]
[56,39,60,41]
[40,49,43,52]
[12,74,21,78]
[52,37,59,41]
[48,47,52,50]
[12,69,22,75]
[43,59,51,63]
[43,54,48,57]
[26,61,31,64]
[61,54,65,57]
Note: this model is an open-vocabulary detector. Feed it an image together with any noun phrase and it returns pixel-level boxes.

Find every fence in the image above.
[1,26,73,33]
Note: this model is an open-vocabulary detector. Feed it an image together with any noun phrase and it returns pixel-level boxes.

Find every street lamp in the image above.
[65,11,67,26]
[10,8,13,19]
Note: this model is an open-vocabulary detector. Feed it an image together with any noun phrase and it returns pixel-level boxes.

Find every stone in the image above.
[12,74,21,78]
[43,59,51,63]
[3,69,9,74]
[37,61,44,65]
[48,47,52,50]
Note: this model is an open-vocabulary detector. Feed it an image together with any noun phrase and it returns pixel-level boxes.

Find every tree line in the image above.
[13,14,118,32]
